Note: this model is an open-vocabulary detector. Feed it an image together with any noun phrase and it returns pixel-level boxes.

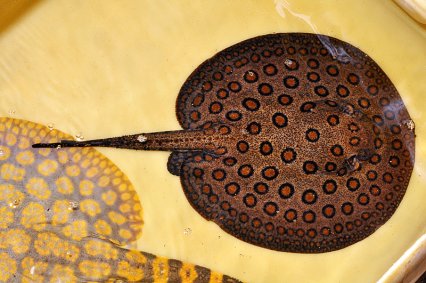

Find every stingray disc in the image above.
[173,33,415,253]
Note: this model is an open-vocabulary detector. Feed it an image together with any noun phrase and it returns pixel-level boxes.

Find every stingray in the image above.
[0,118,240,282]
[34,33,415,253]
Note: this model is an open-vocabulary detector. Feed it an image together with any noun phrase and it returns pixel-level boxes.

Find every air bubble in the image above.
[284,59,293,67]
[68,201,79,210]
[66,250,74,258]
[0,149,3,157]
[137,135,147,143]
[183,227,192,235]
[9,199,20,208]
[75,133,84,141]
[47,123,54,130]
[403,119,415,131]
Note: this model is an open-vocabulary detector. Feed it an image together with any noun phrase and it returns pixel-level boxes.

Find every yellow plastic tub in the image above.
[0,1,424,282]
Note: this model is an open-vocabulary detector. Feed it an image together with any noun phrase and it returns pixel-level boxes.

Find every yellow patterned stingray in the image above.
[0,117,240,283]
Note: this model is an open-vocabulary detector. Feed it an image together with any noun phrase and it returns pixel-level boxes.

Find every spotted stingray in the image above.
[34,33,415,253]
[0,118,240,282]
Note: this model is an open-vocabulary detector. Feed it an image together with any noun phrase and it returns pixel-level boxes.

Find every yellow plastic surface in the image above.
[394,0,426,24]
[0,1,425,282]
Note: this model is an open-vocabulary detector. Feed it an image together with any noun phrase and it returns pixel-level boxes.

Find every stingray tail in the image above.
[32,129,217,151]
[32,138,117,148]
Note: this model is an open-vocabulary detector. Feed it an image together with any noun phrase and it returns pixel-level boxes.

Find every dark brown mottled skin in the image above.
[34,33,415,253]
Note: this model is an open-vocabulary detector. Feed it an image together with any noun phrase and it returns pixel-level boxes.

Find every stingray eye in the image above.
[357,148,373,161]
[344,155,360,172]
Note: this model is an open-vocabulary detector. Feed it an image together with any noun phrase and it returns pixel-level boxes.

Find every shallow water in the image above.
[0,0,425,282]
